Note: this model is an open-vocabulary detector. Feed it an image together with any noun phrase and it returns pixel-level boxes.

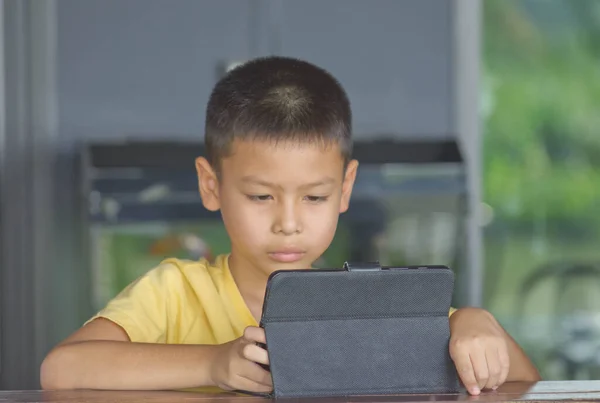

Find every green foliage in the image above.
[483,0,600,230]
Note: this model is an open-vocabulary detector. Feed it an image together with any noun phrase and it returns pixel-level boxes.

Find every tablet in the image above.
[258,261,461,398]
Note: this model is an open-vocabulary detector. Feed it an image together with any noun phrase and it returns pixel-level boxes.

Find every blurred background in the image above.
[1,0,600,390]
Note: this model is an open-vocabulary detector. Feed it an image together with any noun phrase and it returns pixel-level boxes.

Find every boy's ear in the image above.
[195,157,221,211]
[340,159,359,213]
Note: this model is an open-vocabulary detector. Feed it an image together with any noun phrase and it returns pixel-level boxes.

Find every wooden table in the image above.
[1,381,600,402]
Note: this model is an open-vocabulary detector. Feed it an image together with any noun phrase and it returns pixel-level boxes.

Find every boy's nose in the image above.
[272,201,302,235]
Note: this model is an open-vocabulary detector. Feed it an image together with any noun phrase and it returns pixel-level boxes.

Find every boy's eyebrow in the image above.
[300,177,337,188]
[241,176,337,188]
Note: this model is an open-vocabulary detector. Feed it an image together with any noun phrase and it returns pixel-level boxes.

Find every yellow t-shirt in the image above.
[89,254,257,345]
[90,254,457,345]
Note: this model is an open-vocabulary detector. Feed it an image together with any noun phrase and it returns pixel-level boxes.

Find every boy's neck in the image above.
[228,253,269,323]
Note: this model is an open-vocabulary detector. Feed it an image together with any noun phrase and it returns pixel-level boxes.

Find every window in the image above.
[483,0,600,380]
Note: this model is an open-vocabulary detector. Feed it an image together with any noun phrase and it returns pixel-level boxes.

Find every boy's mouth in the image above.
[268,248,306,263]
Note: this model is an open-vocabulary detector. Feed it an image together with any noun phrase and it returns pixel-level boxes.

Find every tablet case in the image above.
[258,261,461,398]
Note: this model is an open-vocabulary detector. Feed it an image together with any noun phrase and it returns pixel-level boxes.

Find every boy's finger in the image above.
[235,373,273,393]
[252,364,273,387]
[240,362,273,388]
[484,348,501,390]
[470,349,490,391]
[242,343,270,365]
[451,351,480,395]
[497,347,510,388]
[243,326,266,344]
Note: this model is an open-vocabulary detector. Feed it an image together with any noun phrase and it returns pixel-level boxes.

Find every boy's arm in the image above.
[41,318,216,390]
[40,318,271,392]
[449,307,540,395]
[499,321,541,382]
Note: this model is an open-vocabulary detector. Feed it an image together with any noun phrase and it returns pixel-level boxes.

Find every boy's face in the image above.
[196,139,358,277]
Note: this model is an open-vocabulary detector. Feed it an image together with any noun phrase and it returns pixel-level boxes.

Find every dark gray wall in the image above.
[58,0,453,144]
[279,0,453,137]
[57,0,253,145]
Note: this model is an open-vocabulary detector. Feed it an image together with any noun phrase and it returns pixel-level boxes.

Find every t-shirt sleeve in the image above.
[449,307,457,316]
[85,264,177,343]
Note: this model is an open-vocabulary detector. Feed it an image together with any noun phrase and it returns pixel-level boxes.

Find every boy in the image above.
[41,56,540,395]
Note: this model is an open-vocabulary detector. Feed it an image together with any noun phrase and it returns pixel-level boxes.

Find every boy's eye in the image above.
[304,195,329,203]
[246,194,272,202]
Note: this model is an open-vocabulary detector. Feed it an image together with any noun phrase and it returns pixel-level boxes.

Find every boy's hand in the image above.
[449,308,510,396]
[209,326,272,393]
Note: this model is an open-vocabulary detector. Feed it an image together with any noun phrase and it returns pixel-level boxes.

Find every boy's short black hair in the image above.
[205,56,352,173]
